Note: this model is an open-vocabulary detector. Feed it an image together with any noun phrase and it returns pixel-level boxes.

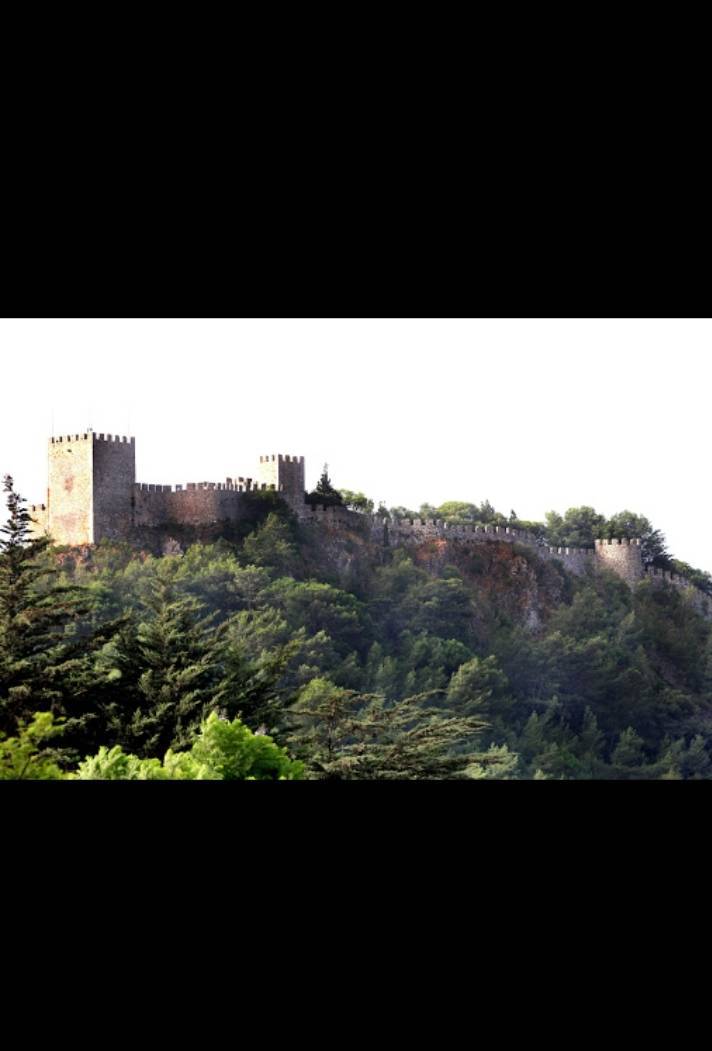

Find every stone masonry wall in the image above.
[134,485,255,529]
[256,454,305,502]
[376,519,597,577]
[92,434,136,541]
[301,503,364,529]
[47,433,95,545]
[594,538,644,586]
[29,503,49,537]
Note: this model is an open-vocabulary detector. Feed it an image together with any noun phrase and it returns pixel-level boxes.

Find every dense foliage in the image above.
[1,475,711,779]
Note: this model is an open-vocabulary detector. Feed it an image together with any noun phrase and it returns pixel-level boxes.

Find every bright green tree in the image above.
[75,712,304,780]
[0,711,65,780]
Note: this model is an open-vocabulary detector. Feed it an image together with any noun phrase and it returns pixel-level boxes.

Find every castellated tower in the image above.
[45,431,136,545]
[594,538,644,586]
[256,454,306,508]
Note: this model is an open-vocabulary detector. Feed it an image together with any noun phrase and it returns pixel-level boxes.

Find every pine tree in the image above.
[577,706,604,777]
[241,513,301,576]
[683,734,711,780]
[611,726,645,771]
[0,475,120,744]
[307,465,343,508]
[447,655,512,725]
[99,573,222,757]
[286,678,489,779]
[212,628,303,737]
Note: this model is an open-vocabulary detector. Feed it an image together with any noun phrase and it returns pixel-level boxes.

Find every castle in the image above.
[29,430,307,545]
[28,429,710,616]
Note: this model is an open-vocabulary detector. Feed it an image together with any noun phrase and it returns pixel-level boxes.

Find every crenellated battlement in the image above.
[93,433,134,445]
[595,538,642,547]
[50,433,135,445]
[644,566,696,589]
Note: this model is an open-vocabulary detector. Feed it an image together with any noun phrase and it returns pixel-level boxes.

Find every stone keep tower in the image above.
[256,454,305,507]
[46,431,136,545]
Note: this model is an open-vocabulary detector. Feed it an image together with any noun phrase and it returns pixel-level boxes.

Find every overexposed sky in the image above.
[1,318,710,573]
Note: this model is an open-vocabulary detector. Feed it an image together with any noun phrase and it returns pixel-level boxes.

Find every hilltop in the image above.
[4,475,708,780]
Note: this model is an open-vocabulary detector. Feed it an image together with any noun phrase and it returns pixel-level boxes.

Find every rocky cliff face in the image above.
[299,522,572,633]
[406,537,570,631]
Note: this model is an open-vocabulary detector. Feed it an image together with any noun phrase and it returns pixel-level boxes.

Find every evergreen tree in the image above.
[306,465,343,508]
[0,475,121,746]
[577,707,604,778]
[213,627,303,738]
[241,513,301,577]
[447,655,512,721]
[683,734,711,779]
[287,678,489,780]
[99,572,221,757]
[611,726,646,770]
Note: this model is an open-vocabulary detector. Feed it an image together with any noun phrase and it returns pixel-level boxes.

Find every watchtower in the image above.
[256,454,305,507]
[46,431,136,545]
[594,538,644,586]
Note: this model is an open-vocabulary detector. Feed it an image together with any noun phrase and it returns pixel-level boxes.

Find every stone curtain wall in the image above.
[29,502,49,537]
[375,519,598,577]
[301,504,364,528]
[134,484,257,529]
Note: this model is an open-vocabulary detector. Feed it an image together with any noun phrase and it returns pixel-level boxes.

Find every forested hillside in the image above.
[2,475,712,780]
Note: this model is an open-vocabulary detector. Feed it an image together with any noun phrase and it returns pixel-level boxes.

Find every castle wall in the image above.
[594,538,644,586]
[29,503,49,537]
[92,434,136,541]
[539,545,596,576]
[380,519,597,576]
[301,504,364,529]
[48,434,94,545]
[134,484,265,529]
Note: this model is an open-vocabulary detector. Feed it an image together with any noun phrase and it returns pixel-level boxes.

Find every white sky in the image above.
[1,318,710,573]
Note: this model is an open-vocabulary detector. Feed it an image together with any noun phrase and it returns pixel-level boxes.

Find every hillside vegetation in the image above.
[2,475,711,780]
